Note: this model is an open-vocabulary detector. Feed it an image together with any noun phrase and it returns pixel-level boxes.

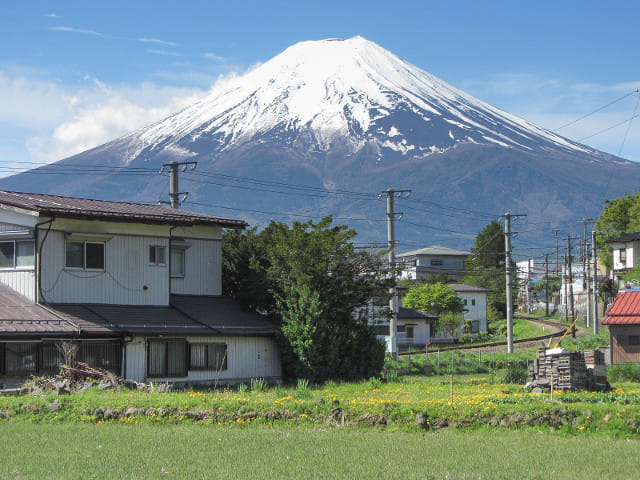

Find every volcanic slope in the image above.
[5,36,639,248]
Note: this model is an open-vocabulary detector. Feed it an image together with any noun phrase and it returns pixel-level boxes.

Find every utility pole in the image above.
[503,213,525,354]
[553,228,560,275]
[583,218,594,328]
[159,160,197,208]
[592,230,599,334]
[381,188,410,361]
[566,235,580,337]
[528,258,533,313]
[545,253,550,317]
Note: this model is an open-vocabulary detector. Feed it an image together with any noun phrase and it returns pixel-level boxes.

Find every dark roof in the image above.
[398,307,437,321]
[449,283,491,293]
[0,191,246,228]
[171,295,277,335]
[607,232,640,243]
[0,284,78,335]
[48,296,276,336]
[603,291,640,325]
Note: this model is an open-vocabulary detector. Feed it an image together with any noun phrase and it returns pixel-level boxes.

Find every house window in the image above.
[464,299,468,306]
[471,299,476,306]
[149,245,167,266]
[189,343,228,371]
[471,320,480,334]
[4,343,38,376]
[65,241,105,270]
[148,340,187,377]
[170,249,185,278]
[620,248,627,264]
[628,335,640,346]
[430,259,443,266]
[405,326,414,340]
[0,240,35,268]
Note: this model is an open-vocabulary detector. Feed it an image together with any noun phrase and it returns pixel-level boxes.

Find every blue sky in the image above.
[2,0,640,174]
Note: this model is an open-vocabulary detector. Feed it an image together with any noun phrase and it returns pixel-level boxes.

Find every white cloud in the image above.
[0,71,210,164]
[461,73,640,161]
[51,26,102,36]
[148,49,181,57]
[138,38,177,47]
[203,52,227,62]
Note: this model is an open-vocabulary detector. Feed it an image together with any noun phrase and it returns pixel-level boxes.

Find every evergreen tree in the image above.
[223,217,390,382]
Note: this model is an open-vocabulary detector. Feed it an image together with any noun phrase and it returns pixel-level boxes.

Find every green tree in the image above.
[533,276,562,300]
[402,282,464,315]
[222,217,390,382]
[623,265,640,287]
[463,220,512,319]
[438,312,464,339]
[595,191,640,268]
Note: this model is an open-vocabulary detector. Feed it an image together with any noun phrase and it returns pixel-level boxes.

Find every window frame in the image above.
[147,339,188,378]
[170,248,185,278]
[0,239,35,269]
[65,240,105,271]
[430,259,443,266]
[620,247,627,264]
[189,342,228,371]
[149,245,167,266]
[628,335,640,346]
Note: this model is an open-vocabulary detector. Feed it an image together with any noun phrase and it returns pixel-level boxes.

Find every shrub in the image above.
[501,365,528,384]
[459,333,472,344]
[608,363,640,383]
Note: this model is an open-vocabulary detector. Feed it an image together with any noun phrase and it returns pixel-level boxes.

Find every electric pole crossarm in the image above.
[159,160,198,209]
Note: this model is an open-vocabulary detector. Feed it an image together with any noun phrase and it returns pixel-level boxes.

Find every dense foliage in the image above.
[595,191,640,268]
[463,220,513,319]
[223,217,390,382]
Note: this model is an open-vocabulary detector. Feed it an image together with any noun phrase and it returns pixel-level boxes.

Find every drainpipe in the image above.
[34,217,54,305]
[168,225,178,304]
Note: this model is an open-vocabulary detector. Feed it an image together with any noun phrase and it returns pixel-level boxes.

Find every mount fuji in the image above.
[5,36,640,248]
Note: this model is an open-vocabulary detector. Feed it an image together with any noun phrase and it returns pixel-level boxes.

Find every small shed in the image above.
[602,289,640,364]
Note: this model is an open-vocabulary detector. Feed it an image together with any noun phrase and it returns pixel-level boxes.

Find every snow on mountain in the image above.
[124,36,595,165]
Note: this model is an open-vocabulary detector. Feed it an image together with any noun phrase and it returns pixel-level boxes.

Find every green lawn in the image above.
[1,423,638,479]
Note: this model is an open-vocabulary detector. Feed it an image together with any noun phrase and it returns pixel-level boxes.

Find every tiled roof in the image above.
[0,191,246,228]
[398,245,470,257]
[608,232,640,243]
[0,284,78,335]
[603,291,640,325]
[171,295,276,335]
[449,283,491,293]
[398,307,437,320]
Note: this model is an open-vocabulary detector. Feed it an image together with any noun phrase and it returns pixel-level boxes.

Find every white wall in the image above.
[37,218,223,305]
[170,239,222,296]
[124,335,282,383]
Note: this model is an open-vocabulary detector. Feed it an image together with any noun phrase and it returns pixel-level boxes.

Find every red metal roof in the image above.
[0,191,247,228]
[603,291,640,325]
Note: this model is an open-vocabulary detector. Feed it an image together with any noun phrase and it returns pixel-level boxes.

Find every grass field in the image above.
[1,423,638,479]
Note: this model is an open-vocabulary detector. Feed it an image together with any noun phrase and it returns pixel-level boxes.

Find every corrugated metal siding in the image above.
[40,231,169,305]
[124,335,282,383]
[610,325,640,363]
[171,239,221,295]
[0,270,35,301]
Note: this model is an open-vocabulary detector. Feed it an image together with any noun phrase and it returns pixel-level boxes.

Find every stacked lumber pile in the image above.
[583,349,608,387]
[527,347,606,392]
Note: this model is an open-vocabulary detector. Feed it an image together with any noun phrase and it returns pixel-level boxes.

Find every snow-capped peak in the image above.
[130,36,594,161]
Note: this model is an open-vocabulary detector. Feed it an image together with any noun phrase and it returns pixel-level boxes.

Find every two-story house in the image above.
[396,246,470,281]
[0,191,282,387]
[608,232,640,286]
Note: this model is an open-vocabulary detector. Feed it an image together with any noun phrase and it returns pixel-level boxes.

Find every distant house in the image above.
[396,246,469,281]
[0,191,282,387]
[608,232,640,286]
[371,307,436,351]
[602,288,640,364]
[450,283,489,335]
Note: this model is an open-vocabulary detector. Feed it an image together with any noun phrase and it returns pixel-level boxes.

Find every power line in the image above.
[554,89,638,132]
